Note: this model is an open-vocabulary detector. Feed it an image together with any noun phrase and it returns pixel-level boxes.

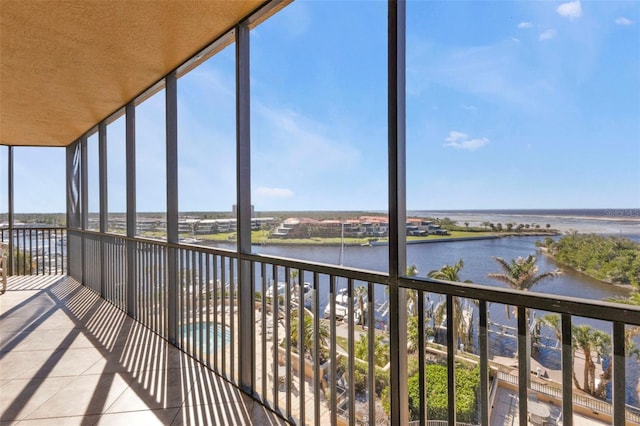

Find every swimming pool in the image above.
[181,322,231,352]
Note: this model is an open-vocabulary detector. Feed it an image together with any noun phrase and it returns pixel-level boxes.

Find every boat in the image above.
[326,224,350,318]
[180,237,202,244]
[266,280,313,308]
[335,288,349,305]
[323,297,388,329]
[323,300,351,321]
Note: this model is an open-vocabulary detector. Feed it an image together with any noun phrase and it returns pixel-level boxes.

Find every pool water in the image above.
[181,322,231,352]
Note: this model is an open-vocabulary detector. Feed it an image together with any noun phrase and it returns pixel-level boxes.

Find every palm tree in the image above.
[571,325,611,397]
[290,308,329,360]
[383,265,419,317]
[406,264,419,277]
[536,313,639,398]
[427,260,474,348]
[428,259,467,282]
[487,255,559,294]
[488,255,559,384]
[355,333,389,368]
[605,292,640,378]
[534,313,562,357]
[354,285,367,325]
[536,313,561,342]
[406,264,419,317]
[290,268,299,285]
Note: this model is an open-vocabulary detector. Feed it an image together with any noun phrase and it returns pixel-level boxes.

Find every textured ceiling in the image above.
[0,0,275,147]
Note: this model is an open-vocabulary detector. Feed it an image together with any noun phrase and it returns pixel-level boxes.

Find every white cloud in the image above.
[461,104,477,111]
[518,22,533,29]
[512,37,521,43]
[444,131,489,151]
[254,103,360,170]
[556,0,581,20]
[406,37,560,110]
[446,131,468,142]
[254,187,294,199]
[539,29,557,41]
[615,17,634,26]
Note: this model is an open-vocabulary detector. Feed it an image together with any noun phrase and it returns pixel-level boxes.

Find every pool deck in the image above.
[490,385,608,425]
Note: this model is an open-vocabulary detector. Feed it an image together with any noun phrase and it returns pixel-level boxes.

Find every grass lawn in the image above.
[417,230,496,239]
[181,230,498,245]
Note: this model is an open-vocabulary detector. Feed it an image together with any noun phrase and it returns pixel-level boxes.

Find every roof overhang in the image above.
[0,0,284,147]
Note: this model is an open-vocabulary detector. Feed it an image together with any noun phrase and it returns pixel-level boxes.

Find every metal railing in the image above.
[56,229,640,425]
[498,371,640,423]
[0,227,66,275]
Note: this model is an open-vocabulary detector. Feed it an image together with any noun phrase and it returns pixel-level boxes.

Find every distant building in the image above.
[232,204,255,218]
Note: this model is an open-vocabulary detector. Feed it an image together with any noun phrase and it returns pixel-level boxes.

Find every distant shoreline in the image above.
[233,231,561,247]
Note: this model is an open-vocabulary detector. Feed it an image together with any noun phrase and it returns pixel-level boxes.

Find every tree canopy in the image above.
[540,233,640,286]
[487,255,559,291]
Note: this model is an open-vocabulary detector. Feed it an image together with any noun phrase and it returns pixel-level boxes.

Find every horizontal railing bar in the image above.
[0,226,66,231]
[70,227,640,325]
[15,226,640,336]
[402,276,640,326]
[243,252,389,284]
[76,228,238,257]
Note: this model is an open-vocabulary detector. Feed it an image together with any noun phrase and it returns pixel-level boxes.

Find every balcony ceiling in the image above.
[0,0,270,148]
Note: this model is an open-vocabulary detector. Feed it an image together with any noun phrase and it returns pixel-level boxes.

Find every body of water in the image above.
[410,209,640,241]
[246,210,640,406]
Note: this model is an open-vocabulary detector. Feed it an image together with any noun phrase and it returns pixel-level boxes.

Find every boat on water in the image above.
[323,293,389,329]
[180,237,202,244]
[323,300,351,321]
[265,280,313,308]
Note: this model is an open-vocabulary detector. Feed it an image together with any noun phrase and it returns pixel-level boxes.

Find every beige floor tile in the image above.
[96,408,179,426]
[0,330,29,351]
[26,347,105,378]
[0,349,57,380]
[2,328,90,352]
[171,402,254,426]
[0,293,56,314]
[183,369,245,407]
[11,415,100,425]
[24,373,129,419]
[105,368,193,412]
[248,400,289,426]
[83,343,194,376]
[27,312,83,331]
[0,312,57,333]
[0,376,76,422]
[2,276,291,426]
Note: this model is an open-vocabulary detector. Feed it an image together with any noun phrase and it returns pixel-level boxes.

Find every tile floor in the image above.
[0,275,288,425]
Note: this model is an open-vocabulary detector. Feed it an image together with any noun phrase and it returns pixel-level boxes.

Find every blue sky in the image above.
[2,0,639,214]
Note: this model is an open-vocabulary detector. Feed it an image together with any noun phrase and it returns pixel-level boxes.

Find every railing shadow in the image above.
[0,275,286,425]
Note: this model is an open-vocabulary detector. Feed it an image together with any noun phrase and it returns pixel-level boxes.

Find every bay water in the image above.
[248,211,640,406]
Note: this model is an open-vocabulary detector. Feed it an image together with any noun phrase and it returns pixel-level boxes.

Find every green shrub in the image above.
[404,363,479,422]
